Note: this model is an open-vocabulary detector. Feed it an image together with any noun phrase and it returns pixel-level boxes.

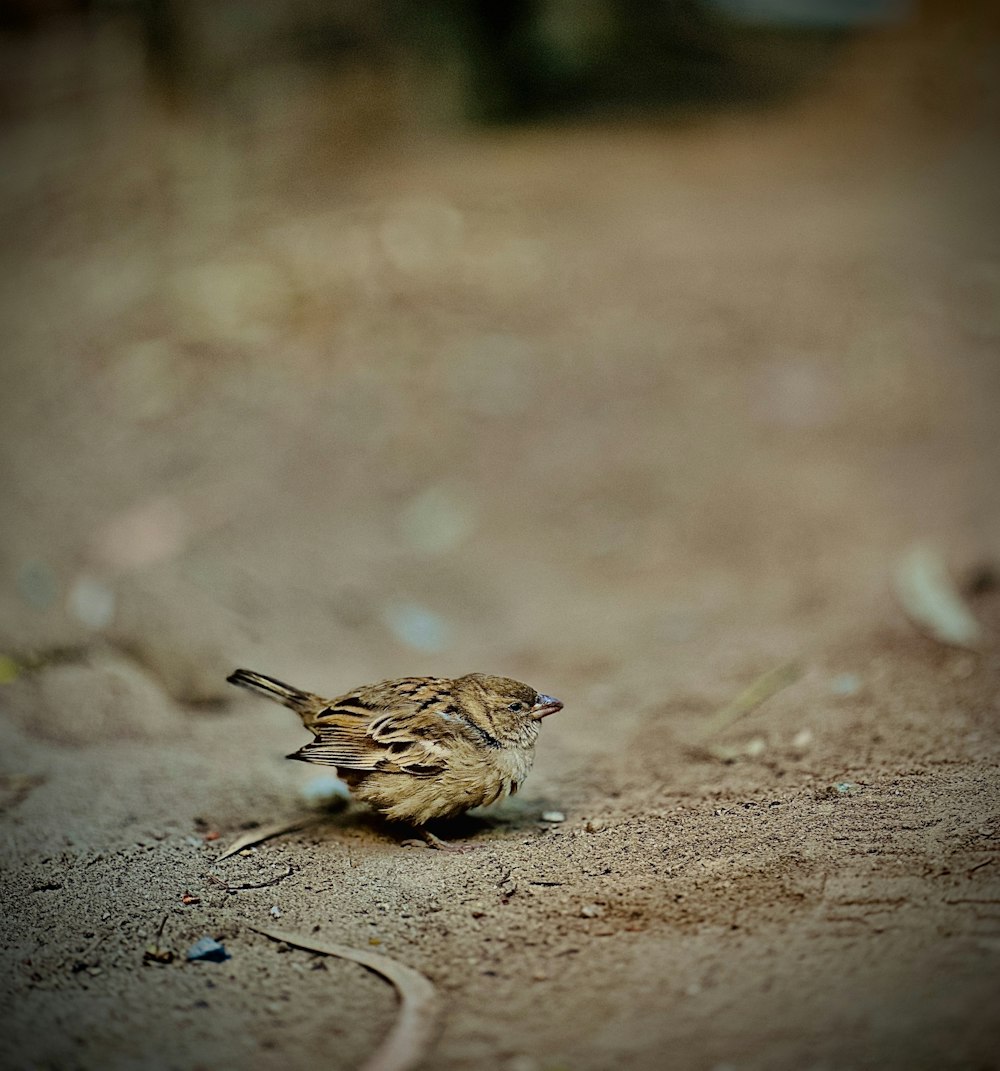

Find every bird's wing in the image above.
[287,679,472,777]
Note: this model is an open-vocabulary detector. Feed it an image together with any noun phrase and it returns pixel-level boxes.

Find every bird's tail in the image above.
[226,668,318,715]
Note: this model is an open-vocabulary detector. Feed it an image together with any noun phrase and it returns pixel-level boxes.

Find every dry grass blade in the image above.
[252,925,439,1071]
[893,545,984,650]
[698,662,802,741]
[216,815,322,861]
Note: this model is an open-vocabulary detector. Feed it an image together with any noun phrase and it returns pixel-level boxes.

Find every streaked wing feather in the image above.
[292,691,464,777]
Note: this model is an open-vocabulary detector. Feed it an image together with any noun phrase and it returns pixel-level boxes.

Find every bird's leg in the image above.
[422,828,473,852]
[401,827,478,852]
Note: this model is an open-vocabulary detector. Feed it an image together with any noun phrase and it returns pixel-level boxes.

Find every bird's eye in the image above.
[508,701,523,712]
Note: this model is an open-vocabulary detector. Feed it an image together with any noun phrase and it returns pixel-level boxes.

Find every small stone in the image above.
[541,811,566,823]
[744,736,767,758]
[580,904,604,919]
[186,937,229,963]
[791,728,813,750]
[67,575,116,630]
[831,673,862,696]
[269,905,281,919]
[816,781,863,800]
[584,818,606,833]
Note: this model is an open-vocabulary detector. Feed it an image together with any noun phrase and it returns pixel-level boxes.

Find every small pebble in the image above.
[831,673,862,696]
[67,575,116,629]
[580,904,604,919]
[541,811,565,823]
[791,728,813,750]
[186,937,230,963]
[584,818,606,833]
[817,781,863,800]
[744,736,767,758]
[269,905,281,919]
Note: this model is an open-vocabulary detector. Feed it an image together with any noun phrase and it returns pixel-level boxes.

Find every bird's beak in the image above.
[531,694,563,719]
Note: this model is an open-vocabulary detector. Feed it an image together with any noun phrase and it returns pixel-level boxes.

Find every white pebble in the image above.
[791,728,813,750]
[744,736,767,758]
[831,673,862,696]
[68,575,116,629]
[541,811,565,823]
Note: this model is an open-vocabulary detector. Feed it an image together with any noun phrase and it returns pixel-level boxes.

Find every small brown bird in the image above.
[227,668,563,849]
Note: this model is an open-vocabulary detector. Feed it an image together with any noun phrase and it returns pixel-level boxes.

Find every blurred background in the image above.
[0,0,998,730]
[4,9,1000,1067]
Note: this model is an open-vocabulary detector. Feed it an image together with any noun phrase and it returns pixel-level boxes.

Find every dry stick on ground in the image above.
[205,864,296,892]
[697,662,802,743]
[252,926,440,1071]
[216,815,325,861]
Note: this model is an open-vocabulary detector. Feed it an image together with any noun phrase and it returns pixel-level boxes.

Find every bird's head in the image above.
[454,673,563,746]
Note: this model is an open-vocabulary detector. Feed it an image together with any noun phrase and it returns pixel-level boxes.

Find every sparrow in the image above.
[226,668,563,850]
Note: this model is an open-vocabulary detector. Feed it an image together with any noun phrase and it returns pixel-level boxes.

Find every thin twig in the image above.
[205,865,295,892]
[216,814,324,861]
[698,662,802,740]
[252,926,440,1071]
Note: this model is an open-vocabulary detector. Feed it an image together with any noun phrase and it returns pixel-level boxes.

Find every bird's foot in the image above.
[402,829,478,852]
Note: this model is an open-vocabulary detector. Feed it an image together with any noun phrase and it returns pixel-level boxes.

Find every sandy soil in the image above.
[2,17,1000,1071]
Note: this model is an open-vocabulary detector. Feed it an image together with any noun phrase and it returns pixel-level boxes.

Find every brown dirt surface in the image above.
[2,12,1000,1071]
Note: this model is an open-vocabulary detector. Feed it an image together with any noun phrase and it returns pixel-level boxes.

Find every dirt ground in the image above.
[2,14,1000,1071]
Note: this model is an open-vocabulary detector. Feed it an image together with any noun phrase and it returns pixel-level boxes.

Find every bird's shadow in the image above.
[306,794,562,850]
